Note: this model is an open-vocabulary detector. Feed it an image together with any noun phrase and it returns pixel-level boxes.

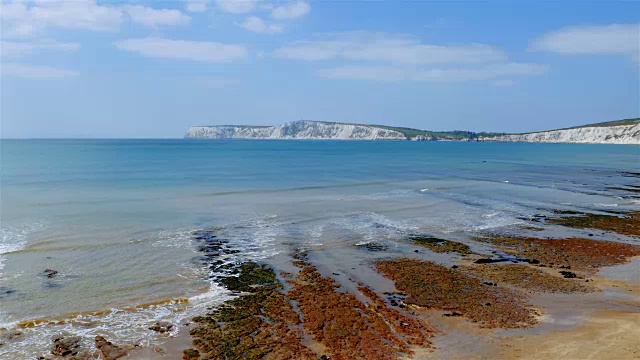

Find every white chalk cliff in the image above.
[185,119,640,144]
[185,121,407,140]
[479,122,640,145]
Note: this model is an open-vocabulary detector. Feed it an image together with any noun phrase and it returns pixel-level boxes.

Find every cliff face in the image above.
[184,121,407,140]
[480,122,640,145]
[185,119,640,144]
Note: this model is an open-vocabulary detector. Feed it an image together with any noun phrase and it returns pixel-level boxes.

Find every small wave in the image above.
[0,289,229,359]
[151,228,196,250]
[199,181,391,198]
[594,203,619,207]
[0,222,45,277]
[0,222,44,255]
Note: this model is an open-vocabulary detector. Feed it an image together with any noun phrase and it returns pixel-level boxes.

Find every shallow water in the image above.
[1,139,639,358]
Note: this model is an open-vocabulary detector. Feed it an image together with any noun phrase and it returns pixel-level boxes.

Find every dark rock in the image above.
[414,249,419,253]
[451,265,459,269]
[560,271,577,279]
[473,258,509,264]
[483,281,495,286]
[588,233,594,237]
[443,312,463,317]
[148,321,173,333]
[43,269,59,278]
[319,355,330,360]
[332,273,340,276]
[95,335,127,360]
[51,334,81,357]
[354,242,388,252]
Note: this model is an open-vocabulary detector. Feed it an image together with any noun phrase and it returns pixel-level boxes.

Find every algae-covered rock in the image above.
[410,236,474,256]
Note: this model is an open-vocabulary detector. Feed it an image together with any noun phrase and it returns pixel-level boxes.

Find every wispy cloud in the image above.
[1,40,80,58]
[0,0,124,38]
[530,23,639,60]
[215,0,261,14]
[318,63,546,82]
[184,0,208,13]
[1,1,191,38]
[240,16,283,34]
[271,1,310,20]
[114,37,248,63]
[274,32,506,65]
[2,63,78,79]
[124,6,190,28]
[276,31,546,84]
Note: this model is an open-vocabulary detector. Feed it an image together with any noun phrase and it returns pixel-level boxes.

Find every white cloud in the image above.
[530,23,640,59]
[317,63,546,82]
[1,0,124,38]
[124,5,190,28]
[240,16,283,34]
[215,0,261,14]
[1,63,78,79]
[1,40,80,58]
[271,1,310,20]
[114,37,248,63]
[274,32,506,65]
[1,1,192,38]
[185,0,208,13]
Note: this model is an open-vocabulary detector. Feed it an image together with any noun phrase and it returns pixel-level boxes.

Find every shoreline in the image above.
[5,211,640,359]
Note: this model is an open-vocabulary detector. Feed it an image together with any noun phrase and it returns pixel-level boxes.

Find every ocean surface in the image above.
[1,139,639,358]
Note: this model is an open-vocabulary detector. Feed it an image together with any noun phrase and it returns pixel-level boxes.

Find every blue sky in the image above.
[1,0,638,138]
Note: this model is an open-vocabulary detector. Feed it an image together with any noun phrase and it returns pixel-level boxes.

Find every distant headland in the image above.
[185,118,639,144]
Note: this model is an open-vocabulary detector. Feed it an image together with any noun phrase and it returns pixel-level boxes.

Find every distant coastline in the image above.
[185,118,640,145]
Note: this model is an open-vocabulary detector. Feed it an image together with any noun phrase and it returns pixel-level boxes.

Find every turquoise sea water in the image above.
[1,140,639,357]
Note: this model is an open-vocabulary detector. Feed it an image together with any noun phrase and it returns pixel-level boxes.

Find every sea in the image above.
[1,139,638,358]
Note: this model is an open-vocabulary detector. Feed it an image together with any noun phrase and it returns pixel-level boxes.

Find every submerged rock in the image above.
[354,242,388,252]
[43,269,59,278]
[50,334,81,357]
[0,327,22,347]
[148,321,173,333]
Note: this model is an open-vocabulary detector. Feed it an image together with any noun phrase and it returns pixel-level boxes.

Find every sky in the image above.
[0,0,638,138]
